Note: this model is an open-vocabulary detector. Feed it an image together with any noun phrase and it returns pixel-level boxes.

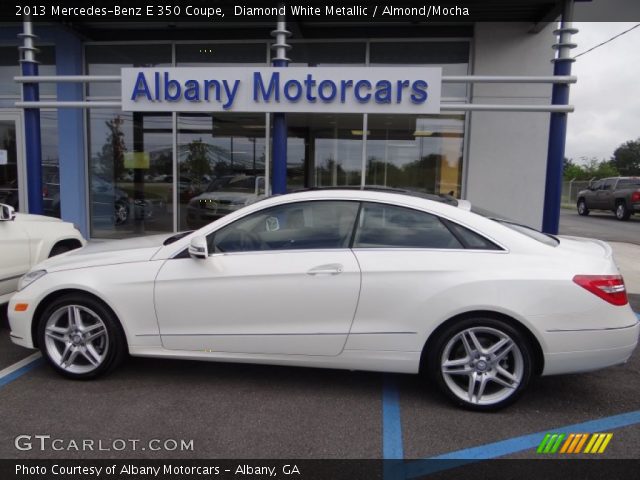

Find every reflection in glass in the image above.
[41,110,60,217]
[366,115,464,196]
[88,110,173,238]
[0,46,56,97]
[285,114,364,191]
[0,121,18,210]
[178,113,266,230]
[86,45,172,97]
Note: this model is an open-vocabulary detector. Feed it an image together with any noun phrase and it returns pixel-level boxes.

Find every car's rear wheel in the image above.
[577,199,589,216]
[615,201,630,221]
[37,294,126,379]
[428,317,533,411]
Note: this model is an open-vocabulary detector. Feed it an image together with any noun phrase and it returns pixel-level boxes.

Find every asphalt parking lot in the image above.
[1,213,639,477]
[560,208,640,245]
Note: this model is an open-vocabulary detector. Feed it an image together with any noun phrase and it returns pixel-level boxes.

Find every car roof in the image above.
[289,186,460,206]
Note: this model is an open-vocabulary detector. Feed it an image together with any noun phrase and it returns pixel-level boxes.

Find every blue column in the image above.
[54,29,88,236]
[21,55,43,214]
[270,15,291,196]
[542,3,576,234]
[542,60,571,234]
[271,58,288,195]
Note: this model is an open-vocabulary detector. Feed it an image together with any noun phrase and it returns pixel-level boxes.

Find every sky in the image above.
[565,22,640,163]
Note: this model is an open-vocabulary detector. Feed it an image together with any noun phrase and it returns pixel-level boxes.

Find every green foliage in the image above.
[611,138,640,176]
[563,157,619,180]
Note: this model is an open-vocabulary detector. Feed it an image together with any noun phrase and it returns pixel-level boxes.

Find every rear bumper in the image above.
[542,321,639,375]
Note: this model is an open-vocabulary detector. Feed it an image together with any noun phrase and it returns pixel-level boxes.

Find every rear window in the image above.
[496,220,559,247]
[618,178,640,188]
[470,206,559,247]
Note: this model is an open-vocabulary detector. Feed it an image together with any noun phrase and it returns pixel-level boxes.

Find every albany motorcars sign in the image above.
[121,67,442,114]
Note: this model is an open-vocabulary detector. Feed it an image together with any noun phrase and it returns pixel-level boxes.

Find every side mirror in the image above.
[0,203,16,221]
[188,235,208,259]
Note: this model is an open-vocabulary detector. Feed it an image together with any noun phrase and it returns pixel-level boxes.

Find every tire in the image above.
[615,201,631,221]
[577,199,589,216]
[427,317,533,411]
[37,294,127,380]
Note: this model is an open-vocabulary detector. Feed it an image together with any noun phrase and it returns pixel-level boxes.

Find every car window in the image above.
[495,220,559,247]
[603,179,616,190]
[618,178,640,188]
[207,201,359,253]
[590,180,602,190]
[443,220,502,250]
[353,203,463,249]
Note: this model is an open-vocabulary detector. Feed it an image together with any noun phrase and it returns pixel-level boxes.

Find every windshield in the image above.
[470,206,559,247]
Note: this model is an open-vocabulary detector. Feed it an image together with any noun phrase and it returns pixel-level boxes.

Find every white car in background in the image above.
[7,190,639,410]
[0,203,85,305]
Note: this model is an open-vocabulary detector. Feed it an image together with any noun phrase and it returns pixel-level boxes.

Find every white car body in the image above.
[0,206,85,305]
[7,190,639,408]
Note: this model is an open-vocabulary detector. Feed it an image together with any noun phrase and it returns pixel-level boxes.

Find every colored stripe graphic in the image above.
[541,432,613,454]
[537,433,565,453]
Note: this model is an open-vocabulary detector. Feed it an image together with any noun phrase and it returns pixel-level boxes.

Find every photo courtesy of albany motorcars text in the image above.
[7,189,639,411]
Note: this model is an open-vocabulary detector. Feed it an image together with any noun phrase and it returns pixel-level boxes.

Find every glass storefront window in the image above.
[0,45,56,96]
[370,41,470,99]
[41,110,60,217]
[86,44,172,97]
[88,109,173,238]
[176,43,267,66]
[284,114,364,191]
[288,42,366,66]
[366,114,465,197]
[178,113,266,230]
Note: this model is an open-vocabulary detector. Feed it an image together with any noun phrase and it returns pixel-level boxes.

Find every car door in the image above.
[348,202,505,351]
[154,200,361,356]
[600,178,617,210]
[0,215,30,298]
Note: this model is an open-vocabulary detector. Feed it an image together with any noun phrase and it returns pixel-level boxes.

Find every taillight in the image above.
[573,275,628,306]
[631,191,640,202]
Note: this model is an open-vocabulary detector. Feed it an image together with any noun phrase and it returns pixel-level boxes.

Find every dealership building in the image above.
[0,1,586,239]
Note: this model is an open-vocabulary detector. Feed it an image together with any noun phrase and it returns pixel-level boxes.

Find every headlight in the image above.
[18,270,47,291]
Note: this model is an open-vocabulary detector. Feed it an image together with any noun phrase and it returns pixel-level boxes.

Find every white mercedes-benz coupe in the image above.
[7,190,639,410]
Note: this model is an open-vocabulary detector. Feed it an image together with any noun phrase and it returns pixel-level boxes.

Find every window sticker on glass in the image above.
[266,216,280,232]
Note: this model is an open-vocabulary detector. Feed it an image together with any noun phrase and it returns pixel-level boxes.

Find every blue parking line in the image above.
[404,410,640,478]
[0,357,44,388]
[383,376,405,480]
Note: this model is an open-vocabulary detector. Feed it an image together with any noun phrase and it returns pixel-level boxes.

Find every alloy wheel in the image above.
[440,326,524,406]
[43,305,109,374]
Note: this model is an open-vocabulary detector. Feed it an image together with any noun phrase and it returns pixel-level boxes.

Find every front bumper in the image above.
[7,293,38,349]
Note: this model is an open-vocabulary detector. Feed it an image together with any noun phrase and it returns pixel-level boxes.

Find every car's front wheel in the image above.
[577,199,589,216]
[37,294,126,379]
[428,318,533,411]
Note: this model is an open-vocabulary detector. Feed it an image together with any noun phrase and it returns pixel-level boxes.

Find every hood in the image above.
[15,213,63,223]
[556,235,613,259]
[34,233,171,273]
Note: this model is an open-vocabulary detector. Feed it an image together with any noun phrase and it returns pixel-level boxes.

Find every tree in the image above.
[184,139,212,181]
[611,138,640,176]
[563,157,619,180]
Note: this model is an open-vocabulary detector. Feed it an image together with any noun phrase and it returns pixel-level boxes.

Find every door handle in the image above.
[307,263,344,276]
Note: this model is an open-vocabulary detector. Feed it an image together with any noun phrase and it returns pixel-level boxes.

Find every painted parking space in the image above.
[1,309,638,468]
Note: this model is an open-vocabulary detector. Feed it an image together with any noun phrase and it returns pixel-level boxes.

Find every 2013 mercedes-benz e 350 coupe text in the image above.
[8,190,639,410]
